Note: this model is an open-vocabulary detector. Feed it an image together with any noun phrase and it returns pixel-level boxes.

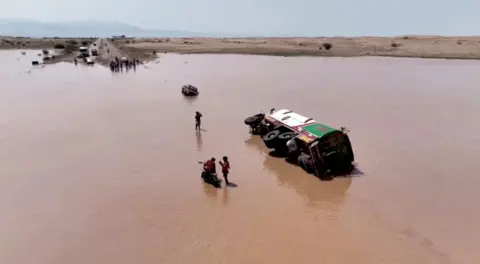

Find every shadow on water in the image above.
[226,182,238,188]
[245,136,352,207]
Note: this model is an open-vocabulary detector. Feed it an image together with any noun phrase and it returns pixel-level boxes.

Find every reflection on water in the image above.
[195,130,202,151]
[203,182,218,198]
[222,187,230,207]
[245,136,352,208]
[1,51,479,264]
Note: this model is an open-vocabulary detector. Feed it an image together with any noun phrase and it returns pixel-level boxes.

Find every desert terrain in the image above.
[2,35,480,60]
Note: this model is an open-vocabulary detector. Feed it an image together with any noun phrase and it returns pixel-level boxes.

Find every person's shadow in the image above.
[195,130,202,151]
[226,182,238,188]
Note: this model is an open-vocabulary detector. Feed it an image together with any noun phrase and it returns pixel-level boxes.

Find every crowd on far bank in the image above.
[109,56,140,72]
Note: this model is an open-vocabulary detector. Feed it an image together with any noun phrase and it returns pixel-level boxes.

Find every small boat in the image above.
[181,84,199,96]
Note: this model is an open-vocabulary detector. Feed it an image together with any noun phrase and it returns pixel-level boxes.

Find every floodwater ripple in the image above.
[0,50,479,264]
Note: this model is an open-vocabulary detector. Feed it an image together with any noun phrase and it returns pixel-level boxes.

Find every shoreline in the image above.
[3,35,480,61]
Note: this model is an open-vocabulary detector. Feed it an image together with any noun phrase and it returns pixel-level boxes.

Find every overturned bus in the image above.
[244,108,355,179]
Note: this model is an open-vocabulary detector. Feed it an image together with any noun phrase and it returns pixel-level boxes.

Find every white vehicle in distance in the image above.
[79,47,89,55]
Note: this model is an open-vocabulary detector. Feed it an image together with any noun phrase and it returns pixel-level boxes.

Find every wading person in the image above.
[195,111,203,131]
[219,156,230,186]
[202,157,216,181]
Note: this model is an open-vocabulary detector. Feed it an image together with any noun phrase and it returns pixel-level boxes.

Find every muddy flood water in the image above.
[1,50,479,264]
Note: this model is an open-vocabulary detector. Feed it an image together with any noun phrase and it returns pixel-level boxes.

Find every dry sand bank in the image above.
[2,35,480,60]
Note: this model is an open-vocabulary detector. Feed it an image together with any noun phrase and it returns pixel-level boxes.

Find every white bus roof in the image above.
[268,109,316,128]
[79,47,88,49]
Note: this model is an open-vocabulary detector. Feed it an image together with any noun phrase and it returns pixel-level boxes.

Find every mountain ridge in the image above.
[0,19,224,38]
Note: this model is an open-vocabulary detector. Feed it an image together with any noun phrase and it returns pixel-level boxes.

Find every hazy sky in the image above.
[1,0,480,36]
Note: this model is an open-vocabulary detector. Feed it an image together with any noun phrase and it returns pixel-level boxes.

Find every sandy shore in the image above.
[2,35,480,60]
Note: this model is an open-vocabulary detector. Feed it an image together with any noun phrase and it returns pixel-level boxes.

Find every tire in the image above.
[263,129,280,149]
[314,158,327,180]
[297,153,311,173]
[244,113,265,126]
[278,131,296,141]
[272,131,296,152]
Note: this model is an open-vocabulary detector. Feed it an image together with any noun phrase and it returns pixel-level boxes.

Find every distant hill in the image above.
[0,19,221,38]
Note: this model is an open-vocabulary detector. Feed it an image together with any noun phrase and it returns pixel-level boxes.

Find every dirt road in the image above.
[89,38,129,65]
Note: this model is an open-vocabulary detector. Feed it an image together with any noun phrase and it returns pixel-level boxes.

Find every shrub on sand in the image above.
[54,43,66,49]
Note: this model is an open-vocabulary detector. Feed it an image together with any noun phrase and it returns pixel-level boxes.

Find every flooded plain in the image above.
[1,50,479,264]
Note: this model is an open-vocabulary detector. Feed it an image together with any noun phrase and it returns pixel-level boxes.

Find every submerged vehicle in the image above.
[85,58,94,65]
[201,168,222,188]
[244,108,355,179]
[181,84,199,96]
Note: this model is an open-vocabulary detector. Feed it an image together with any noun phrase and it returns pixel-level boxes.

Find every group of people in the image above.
[202,156,231,186]
[109,56,140,72]
[195,111,232,187]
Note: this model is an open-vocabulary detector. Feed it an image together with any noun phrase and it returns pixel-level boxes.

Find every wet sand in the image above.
[1,50,479,264]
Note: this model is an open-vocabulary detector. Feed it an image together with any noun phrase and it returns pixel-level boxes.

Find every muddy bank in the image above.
[1,37,157,65]
[94,36,480,60]
[4,35,480,60]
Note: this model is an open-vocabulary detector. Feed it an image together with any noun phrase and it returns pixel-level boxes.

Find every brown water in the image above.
[1,50,479,264]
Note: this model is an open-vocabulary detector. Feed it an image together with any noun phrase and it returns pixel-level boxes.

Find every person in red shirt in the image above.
[203,157,216,176]
[219,156,230,185]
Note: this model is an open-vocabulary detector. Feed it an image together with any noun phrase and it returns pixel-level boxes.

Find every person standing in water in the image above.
[219,156,230,186]
[195,111,203,131]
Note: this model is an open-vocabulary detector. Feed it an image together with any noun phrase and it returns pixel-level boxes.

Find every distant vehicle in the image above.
[79,47,89,55]
[181,84,199,96]
[86,58,94,65]
[77,53,89,58]
[91,49,98,56]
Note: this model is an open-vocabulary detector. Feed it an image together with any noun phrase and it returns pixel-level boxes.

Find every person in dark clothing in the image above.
[195,111,203,131]
[219,156,230,185]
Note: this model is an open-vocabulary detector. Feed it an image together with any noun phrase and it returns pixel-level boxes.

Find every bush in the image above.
[54,43,66,49]
[81,41,88,46]
[391,42,399,48]
[322,43,332,50]
[67,40,78,45]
